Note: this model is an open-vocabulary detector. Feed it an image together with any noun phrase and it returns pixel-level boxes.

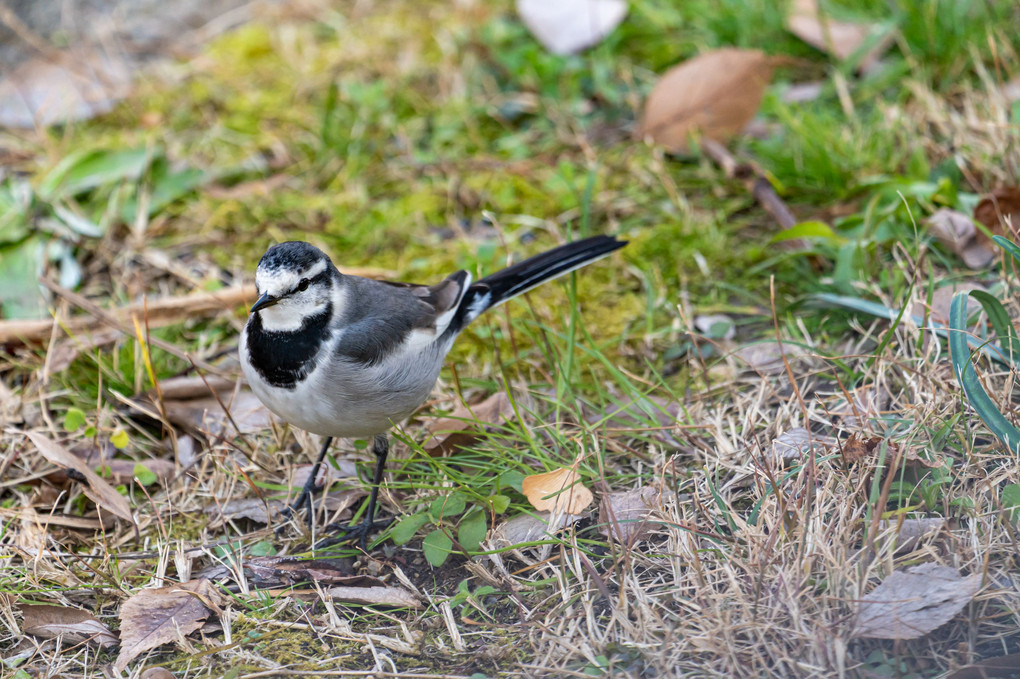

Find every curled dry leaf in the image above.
[598,486,659,544]
[325,585,421,609]
[423,391,514,456]
[875,518,946,556]
[840,432,883,464]
[245,556,376,588]
[785,0,893,69]
[20,603,119,648]
[925,209,995,268]
[771,427,837,460]
[522,466,594,515]
[516,0,626,56]
[490,511,583,546]
[910,283,986,326]
[639,48,775,154]
[27,432,135,525]
[733,341,803,375]
[161,389,274,438]
[974,186,1020,234]
[115,579,222,673]
[853,562,981,640]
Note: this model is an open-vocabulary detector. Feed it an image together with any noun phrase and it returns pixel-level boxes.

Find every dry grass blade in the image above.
[26,431,135,525]
[325,585,421,608]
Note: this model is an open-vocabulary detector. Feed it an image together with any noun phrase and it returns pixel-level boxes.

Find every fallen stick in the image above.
[700,138,799,230]
[0,266,392,348]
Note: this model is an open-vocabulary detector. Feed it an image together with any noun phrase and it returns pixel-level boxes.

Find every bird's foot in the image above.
[314,515,395,551]
[273,485,318,537]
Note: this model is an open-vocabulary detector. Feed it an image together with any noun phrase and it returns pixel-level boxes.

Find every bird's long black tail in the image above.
[448,235,626,333]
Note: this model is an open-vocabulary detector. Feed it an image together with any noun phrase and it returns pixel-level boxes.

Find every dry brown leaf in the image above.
[581,394,681,447]
[246,556,377,588]
[786,0,892,69]
[140,668,176,679]
[876,518,946,555]
[946,652,1020,679]
[115,579,222,672]
[204,487,365,526]
[974,186,1020,235]
[829,383,890,428]
[161,389,274,438]
[910,283,986,326]
[925,208,995,268]
[27,432,135,525]
[853,562,981,640]
[20,603,119,648]
[598,486,659,544]
[522,466,594,515]
[423,391,514,456]
[771,427,837,460]
[325,585,421,608]
[734,341,803,375]
[840,432,883,464]
[638,48,775,154]
[490,511,583,546]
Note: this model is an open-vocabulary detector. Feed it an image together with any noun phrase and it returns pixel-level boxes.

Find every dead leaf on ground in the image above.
[140,669,176,679]
[581,394,681,447]
[853,562,981,640]
[161,389,274,438]
[598,486,659,544]
[516,0,627,56]
[974,186,1020,237]
[946,652,1020,679]
[27,432,135,526]
[875,518,946,555]
[910,283,986,326]
[925,209,996,269]
[840,432,883,464]
[20,603,119,648]
[423,391,514,456]
[522,466,594,515]
[733,341,803,375]
[115,579,222,672]
[490,511,583,546]
[246,556,377,588]
[325,585,421,608]
[786,0,893,70]
[204,487,365,526]
[771,427,837,460]
[638,48,776,154]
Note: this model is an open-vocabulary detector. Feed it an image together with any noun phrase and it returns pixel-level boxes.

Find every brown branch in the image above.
[700,138,799,231]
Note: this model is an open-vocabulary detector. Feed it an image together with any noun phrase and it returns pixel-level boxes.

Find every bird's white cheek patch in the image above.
[259,297,328,332]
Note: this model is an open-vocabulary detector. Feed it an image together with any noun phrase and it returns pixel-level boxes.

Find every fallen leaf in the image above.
[910,283,986,326]
[598,486,659,544]
[245,556,376,588]
[161,389,274,438]
[522,466,594,515]
[204,487,365,526]
[115,579,222,672]
[853,562,981,640]
[786,0,893,69]
[734,341,802,375]
[581,394,681,447]
[423,392,514,455]
[771,427,837,460]
[829,383,890,428]
[490,511,583,546]
[974,186,1020,236]
[325,585,421,608]
[840,432,883,464]
[141,669,176,679]
[27,432,135,525]
[946,652,1020,679]
[638,48,775,154]
[94,458,177,486]
[926,209,996,269]
[875,518,946,555]
[20,603,119,648]
[516,0,627,56]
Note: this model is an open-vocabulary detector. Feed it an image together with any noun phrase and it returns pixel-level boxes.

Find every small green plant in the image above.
[390,491,510,566]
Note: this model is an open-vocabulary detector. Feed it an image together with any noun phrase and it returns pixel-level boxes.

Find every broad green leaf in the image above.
[422,528,453,567]
[498,470,526,493]
[119,163,209,220]
[110,429,129,450]
[249,539,277,556]
[133,463,158,486]
[0,238,46,319]
[391,513,430,545]
[64,408,86,432]
[429,493,467,523]
[490,493,511,514]
[39,148,152,200]
[457,509,488,551]
[771,220,845,244]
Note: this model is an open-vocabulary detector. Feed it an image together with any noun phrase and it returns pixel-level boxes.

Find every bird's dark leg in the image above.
[317,434,393,550]
[278,436,333,531]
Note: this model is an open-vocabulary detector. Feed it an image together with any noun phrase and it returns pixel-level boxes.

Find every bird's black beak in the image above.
[249,292,279,315]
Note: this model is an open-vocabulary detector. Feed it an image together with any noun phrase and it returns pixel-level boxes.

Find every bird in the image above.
[239,234,627,546]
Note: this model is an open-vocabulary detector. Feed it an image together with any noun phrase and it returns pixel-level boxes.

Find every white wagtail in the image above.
[240,235,627,545]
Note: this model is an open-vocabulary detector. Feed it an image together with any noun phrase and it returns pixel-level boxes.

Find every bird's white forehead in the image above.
[256,259,327,296]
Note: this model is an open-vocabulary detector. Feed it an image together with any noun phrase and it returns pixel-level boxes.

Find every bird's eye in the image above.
[296,279,310,292]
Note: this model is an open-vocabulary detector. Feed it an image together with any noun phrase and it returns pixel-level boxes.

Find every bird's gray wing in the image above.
[334,271,470,365]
